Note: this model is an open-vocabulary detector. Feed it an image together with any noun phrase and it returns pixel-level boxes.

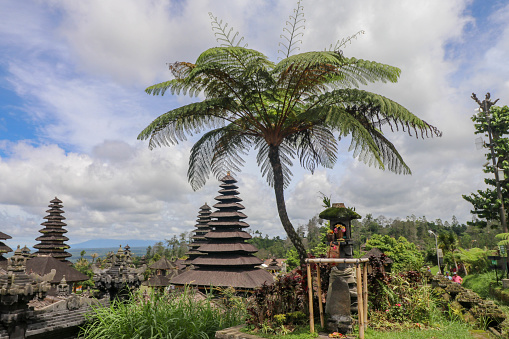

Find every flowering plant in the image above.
[328,332,346,338]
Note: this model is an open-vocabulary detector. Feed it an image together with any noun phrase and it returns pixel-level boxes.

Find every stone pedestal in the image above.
[502,279,509,289]
[325,267,357,334]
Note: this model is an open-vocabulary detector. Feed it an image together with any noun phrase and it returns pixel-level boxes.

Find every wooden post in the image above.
[307,264,314,333]
[363,262,368,329]
[316,264,324,328]
[356,263,365,339]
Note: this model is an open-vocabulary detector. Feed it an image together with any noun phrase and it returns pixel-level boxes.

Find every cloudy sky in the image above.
[1,0,508,248]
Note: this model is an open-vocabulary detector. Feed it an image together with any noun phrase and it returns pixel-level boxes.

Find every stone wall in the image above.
[0,295,109,339]
[430,274,506,331]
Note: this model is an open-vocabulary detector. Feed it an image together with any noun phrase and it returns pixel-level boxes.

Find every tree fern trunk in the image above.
[268,144,308,267]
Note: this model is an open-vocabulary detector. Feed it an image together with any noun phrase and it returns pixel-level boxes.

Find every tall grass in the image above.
[80,287,246,339]
[462,271,497,298]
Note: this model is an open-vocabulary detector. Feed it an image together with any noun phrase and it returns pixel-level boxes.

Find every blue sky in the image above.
[1,0,509,248]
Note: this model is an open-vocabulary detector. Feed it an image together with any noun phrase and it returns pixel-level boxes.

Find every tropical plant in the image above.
[463,104,509,232]
[138,2,441,265]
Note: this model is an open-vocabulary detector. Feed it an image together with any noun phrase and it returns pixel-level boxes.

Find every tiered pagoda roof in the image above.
[0,231,12,270]
[33,197,72,264]
[171,174,273,289]
[184,203,211,266]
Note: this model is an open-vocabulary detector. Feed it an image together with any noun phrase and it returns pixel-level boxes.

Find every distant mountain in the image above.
[69,239,157,249]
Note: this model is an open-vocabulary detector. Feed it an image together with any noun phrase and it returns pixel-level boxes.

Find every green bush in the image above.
[454,248,489,274]
[365,235,424,272]
[462,271,497,298]
[80,287,246,339]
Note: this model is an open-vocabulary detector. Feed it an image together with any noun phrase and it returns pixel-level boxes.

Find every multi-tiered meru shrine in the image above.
[184,203,211,267]
[33,197,72,264]
[171,174,273,290]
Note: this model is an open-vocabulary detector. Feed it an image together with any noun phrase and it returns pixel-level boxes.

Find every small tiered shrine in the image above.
[33,197,72,264]
[0,231,13,271]
[143,257,177,291]
[184,203,211,267]
[171,174,273,290]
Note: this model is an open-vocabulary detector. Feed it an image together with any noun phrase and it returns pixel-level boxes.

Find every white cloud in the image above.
[1,0,509,248]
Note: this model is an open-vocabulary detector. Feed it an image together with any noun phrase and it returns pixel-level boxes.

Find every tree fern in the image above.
[278,0,305,58]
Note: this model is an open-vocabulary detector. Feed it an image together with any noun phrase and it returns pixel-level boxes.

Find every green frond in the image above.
[495,233,509,240]
[209,13,247,47]
[187,124,253,190]
[137,98,234,149]
[328,31,365,52]
[278,0,305,58]
[315,88,442,138]
[256,139,295,188]
[286,125,338,172]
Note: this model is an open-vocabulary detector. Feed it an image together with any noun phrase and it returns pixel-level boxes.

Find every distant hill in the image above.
[70,239,157,249]
[67,246,148,262]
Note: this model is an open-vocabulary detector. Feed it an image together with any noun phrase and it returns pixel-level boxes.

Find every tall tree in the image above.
[138,3,441,265]
[463,105,509,232]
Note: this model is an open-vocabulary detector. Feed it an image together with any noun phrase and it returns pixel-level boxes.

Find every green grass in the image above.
[79,288,246,339]
[462,271,497,298]
[364,321,475,338]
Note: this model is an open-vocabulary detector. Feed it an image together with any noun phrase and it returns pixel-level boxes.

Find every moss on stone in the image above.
[319,207,361,221]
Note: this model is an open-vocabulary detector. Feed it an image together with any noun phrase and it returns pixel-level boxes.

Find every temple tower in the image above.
[184,203,211,266]
[0,231,12,270]
[171,174,273,290]
[33,197,72,264]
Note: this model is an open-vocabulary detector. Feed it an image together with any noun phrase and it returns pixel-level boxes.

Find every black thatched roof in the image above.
[0,232,12,240]
[174,174,273,289]
[185,203,212,265]
[170,268,273,289]
[143,275,171,287]
[26,256,89,283]
[33,197,72,263]
[149,257,176,270]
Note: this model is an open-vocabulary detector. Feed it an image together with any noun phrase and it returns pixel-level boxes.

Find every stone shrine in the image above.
[319,203,361,334]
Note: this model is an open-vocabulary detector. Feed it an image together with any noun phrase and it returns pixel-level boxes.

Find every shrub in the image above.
[365,235,424,272]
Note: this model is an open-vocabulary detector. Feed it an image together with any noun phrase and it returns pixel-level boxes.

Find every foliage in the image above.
[286,248,301,271]
[462,271,497,298]
[138,2,441,266]
[463,105,509,229]
[80,287,245,339]
[365,234,423,272]
[368,262,445,329]
[246,272,308,335]
[454,248,489,275]
[364,321,474,339]
[496,232,509,246]
[73,258,95,288]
